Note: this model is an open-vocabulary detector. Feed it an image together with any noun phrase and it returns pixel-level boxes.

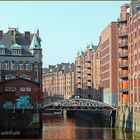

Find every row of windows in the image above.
[0,63,33,71]
[5,74,30,80]
[0,49,22,55]
[5,87,31,92]
[5,87,16,92]
[20,87,31,92]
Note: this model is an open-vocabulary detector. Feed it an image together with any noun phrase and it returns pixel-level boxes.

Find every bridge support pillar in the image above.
[63,109,67,119]
[109,109,116,128]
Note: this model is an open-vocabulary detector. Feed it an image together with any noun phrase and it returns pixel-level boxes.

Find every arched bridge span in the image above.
[43,98,116,110]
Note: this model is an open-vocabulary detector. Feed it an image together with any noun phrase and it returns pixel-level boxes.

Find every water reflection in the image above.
[42,113,138,140]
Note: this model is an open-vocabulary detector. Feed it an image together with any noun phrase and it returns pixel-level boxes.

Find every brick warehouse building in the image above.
[75,44,101,101]
[117,4,129,110]
[43,63,75,99]
[117,0,140,132]
[0,28,43,109]
[99,22,118,106]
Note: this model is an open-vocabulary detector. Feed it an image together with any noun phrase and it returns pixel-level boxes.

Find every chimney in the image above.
[25,31,30,40]
[9,28,18,43]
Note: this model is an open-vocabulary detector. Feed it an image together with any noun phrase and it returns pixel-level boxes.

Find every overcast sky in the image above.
[0,1,128,67]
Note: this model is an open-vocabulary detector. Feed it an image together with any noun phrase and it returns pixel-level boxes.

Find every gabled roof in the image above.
[29,34,41,50]
[0,28,41,56]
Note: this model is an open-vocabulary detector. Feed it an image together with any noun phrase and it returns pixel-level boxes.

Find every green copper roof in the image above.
[29,34,41,49]
[0,45,6,49]
[81,50,85,56]
[11,44,22,49]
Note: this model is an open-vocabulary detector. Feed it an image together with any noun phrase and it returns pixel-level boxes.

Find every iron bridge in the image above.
[43,98,116,110]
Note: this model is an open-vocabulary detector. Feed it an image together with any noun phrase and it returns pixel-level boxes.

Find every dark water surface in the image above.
[42,112,139,140]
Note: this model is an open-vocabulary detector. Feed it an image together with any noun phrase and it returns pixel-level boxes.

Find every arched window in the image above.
[20,74,30,80]
[19,61,24,70]
[4,61,10,70]
[10,61,16,70]
[5,74,16,80]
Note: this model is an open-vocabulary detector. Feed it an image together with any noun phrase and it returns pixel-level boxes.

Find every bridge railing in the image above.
[43,98,116,110]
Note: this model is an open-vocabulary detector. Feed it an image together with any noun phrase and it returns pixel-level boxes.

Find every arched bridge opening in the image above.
[42,98,116,128]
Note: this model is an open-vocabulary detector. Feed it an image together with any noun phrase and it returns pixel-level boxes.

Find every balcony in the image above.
[86,63,91,68]
[86,60,91,63]
[77,76,81,79]
[119,63,128,68]
[119,88,128,93]
[117,17,127,23]
[119,31,128,38]
[119,59,128,68]
[118,52,128,58]
[87,69,91,74]
[119,74,128,79]
[77,71,81,74]
[118,41,128,48]
[87,81,92,86]
[77,66,81,68]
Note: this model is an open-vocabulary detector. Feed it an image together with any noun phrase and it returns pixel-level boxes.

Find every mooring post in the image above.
[63,109,67,119]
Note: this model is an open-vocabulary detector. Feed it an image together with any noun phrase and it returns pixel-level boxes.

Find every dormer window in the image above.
[0,45,5,55]
[11,44,22,55]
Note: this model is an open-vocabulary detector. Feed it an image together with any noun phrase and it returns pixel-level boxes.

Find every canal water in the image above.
[42,111,140,140]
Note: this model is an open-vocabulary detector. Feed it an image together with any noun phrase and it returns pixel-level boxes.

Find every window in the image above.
[5,87,10,92]
[20,74,30,80]
[0,62,2,70]
[4,62,9,70]
[26,87,31,92]
[15,64,19,70]
[11,87,16,92]
[25,64,30,70]
[11,30,14,36]
[0,45,5,55]
[20,87,31,92]
[0,48,5,55]
[11,62,15,70]
[34,62,38,68]
[19,64,24,70]
[5,74,16,80]
[20,87,25,92]
[12,49,22,55]
[5,87,16,92]
[34,70,38,81]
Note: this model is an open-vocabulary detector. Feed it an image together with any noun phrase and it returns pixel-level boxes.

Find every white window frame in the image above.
[5,87,10,92]
[4,62,9,70]
[26,87,31,92]
[20,74,30,80]
[20,87,26,92]
[25,64,30,71]
[5,87,16,92]
[0,48,5,55]
[5,74,16,80]
[11,87,16,92]
[19,64,24,70]
[12,49,21,55]
[11,62,15,70]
